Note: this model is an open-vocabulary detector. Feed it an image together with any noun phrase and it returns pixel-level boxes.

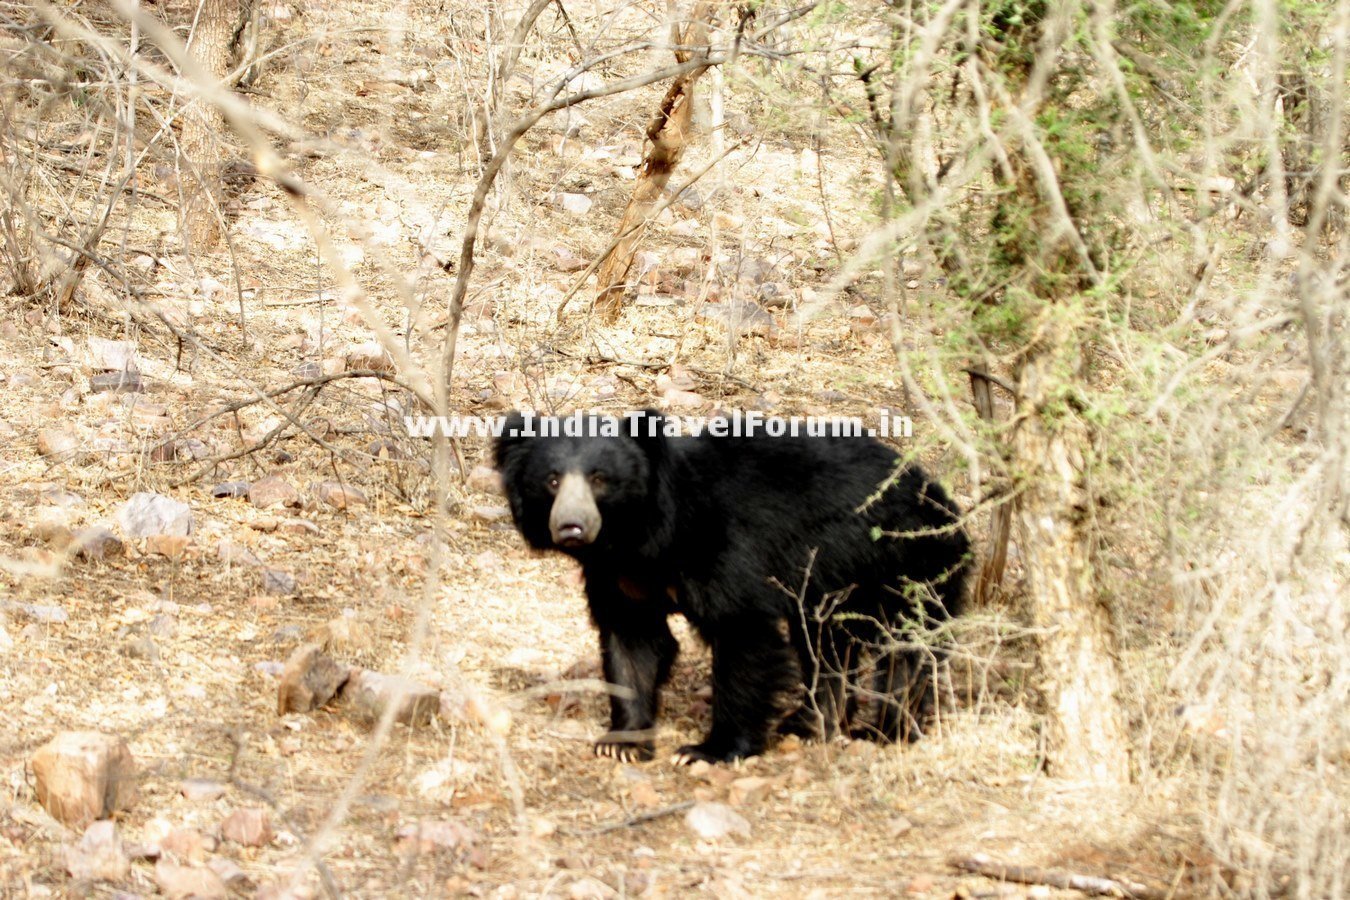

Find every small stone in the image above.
[551,246,589,272]
[159,827,210,864]
[117,492,193,538]
[207,857,252,891]
[249,475,301,509]
[179,778,227,802]
[728,776,772,806]
[262,568,297,596]
[568,877,617,900]
[85,337,139,372]
[345,341,395,373]
[684,801,750,841]
[89,371,145,393]
[467,465,502,494]
[147,614,178,638]
[216,540,262,567]
[277,518,320,536]
[471,504,510,522]
[20,604,68,624]
[555,192,593,215]
[154,861,228,900]
[71,526,124,560]
[848,304,879,327]
[221,807,273,847]
[145,534,190,558]
[31,732,138,828]
[661,388,703,410]
[37,426,80,458]
[121,635,160,661]
[317,481,368,509]
[342,668,439,726]
[210,481,250,499]
[63,820,130,882]
[277,642,351,714]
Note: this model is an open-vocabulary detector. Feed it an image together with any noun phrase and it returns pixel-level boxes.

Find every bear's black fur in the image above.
[495,410,970,765]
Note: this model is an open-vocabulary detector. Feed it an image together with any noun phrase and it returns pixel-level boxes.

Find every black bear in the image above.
[495,410,970,764]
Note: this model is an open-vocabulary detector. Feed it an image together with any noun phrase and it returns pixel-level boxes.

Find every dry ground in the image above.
[0,1,1218,896]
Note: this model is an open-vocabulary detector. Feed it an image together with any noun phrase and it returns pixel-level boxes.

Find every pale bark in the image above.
[1013,329,1131,784]
[179,0,245,249]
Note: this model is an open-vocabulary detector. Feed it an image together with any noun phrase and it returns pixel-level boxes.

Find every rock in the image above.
[63,820,130,882]
[216,540,262,567]
[154,861,228,900]
[31,732,138,828]
[848,303,879,328]
[85,337,139,372]
[660,388,703,410]
[117,492,193,538]
[568,877,618,900]
[346,341,395,372]
[696,301,777,337]
[342,669,439,726]
[210,481,250,499]
[71,526,124,560]
[728,775,772,806]
[207,857,252,891]
[317,481,368,509]
[19,603,67,624]
[277,642,351,714]
[683,801,750,841]
[89,371,144,394]
[467,465,502,494]
[37,426,80,458]
[555,192,594,215]
[145,534,190,558]
[261,568,297,596]
[121,635,160,661]
[147,613,178,638]
[471,505,510,522]
[221,807,273,847]
[552,246,589,272]
[159,826,210,864]
[179,778,227,802]
[395,819,480,857]
[248,475,301,509]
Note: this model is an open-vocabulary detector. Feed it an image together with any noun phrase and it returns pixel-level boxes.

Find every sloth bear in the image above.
[495,410,970,765]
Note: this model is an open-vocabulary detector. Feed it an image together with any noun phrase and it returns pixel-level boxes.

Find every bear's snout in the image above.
[549,472,601,548]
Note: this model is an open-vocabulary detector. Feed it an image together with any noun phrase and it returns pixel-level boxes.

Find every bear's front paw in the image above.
[671,738,757,766]
[594,734,654,763]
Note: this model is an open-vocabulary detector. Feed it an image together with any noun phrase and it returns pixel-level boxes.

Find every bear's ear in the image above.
[494,411,530,470]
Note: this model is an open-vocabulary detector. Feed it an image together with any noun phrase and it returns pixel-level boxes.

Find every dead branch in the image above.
[593,1,716,322]
[561,801,696,837]
[951,854,1167,900]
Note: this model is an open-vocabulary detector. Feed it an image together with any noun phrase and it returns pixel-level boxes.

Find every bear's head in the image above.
[494,410,670,558]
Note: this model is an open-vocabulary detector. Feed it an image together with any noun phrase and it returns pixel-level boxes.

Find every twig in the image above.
[561,801,695,837]
[951,854,1168,899]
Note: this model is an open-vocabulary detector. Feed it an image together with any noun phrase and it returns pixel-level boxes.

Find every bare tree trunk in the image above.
[1013,329,1131,784]
[593,1,713,322]
[179,0,246,249]
[970,371,1013,606]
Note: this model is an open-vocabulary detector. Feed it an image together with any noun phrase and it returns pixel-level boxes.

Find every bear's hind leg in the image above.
[781,622,855,741]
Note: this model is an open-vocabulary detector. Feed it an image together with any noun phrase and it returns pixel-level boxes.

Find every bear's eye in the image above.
[588,471,606,490]
[546,473,560,493]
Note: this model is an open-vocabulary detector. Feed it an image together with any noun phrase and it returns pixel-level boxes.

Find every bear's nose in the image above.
[549,473,601,548]
[554,521,587,546]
